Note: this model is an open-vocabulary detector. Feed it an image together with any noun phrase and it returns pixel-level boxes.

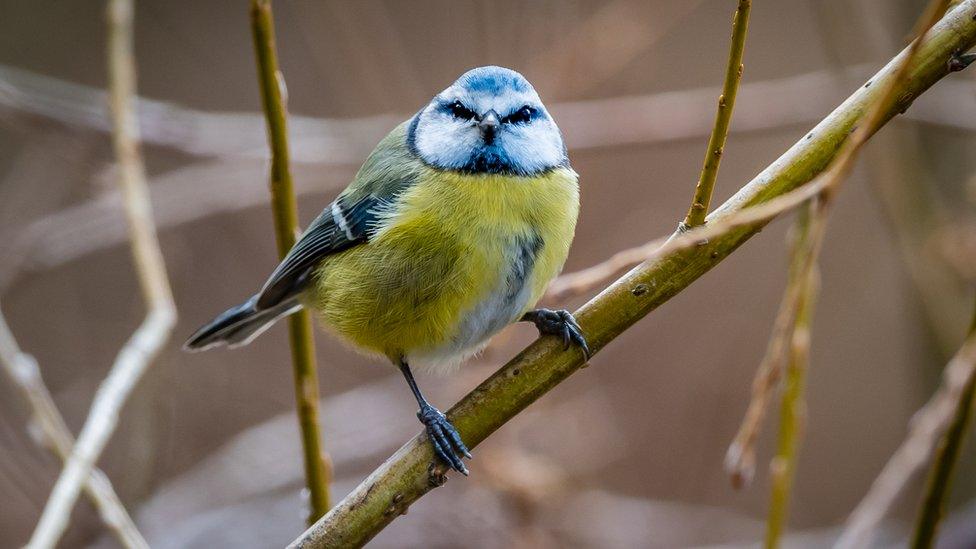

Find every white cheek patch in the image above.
[414,109,482,170]
[413,82,568,174]
[500,119,565,173]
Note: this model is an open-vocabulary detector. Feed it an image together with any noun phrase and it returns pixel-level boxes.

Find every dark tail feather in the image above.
[183,295,302,351]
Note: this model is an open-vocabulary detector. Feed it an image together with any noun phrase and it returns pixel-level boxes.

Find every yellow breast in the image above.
[310,166,579,369]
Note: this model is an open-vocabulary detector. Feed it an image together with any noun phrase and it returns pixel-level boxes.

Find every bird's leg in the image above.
[521,308,590,359]
[397,358,471,475]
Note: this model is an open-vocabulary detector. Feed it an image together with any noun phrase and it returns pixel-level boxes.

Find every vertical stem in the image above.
[249,0,331,522]
[911,298,976,549]
[727,0,949,496]
[764,205,819,548]
[27,1,177,546]
[683,0,751,228]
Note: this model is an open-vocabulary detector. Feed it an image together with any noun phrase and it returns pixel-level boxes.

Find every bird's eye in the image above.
[448,100,476,121]
[503,105,536,125]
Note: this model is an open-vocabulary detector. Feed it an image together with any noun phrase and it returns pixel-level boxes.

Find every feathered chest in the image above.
[373,166,579,252]
[311,165,579,367]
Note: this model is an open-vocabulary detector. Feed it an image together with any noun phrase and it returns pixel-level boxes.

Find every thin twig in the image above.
[725,200,827,489]
[547,173,828,301]
[0,305,148,549]
[547,0,952,303]
[762,205,819,548]
[910,297,976,549]
[835,329,976,548]
[546,136,865,302]
[724,0,949,497]
[288,4,976,545]
[832,13,961,545]
[26,1,176,547]
[683,0,751,228]
[725,193,832,488]
[250,0,331,523]
[547,114,886,302]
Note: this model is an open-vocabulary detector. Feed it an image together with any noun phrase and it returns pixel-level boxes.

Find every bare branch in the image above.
[835,331,976,548]
[724,0,951,493]
[288,3,976,546]
[0,305,148,549]
[683,0,751,228]
[724,201,826,490]
[548,0,955,302]
[26,1,176,547]
[911,298,976,547]
[546,163,829,301]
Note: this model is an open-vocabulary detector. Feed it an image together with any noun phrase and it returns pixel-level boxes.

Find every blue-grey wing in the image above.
[255,194,380,309]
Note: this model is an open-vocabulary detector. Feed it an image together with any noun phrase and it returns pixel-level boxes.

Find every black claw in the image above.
[428,424,451,465]
[418,406,471,475]
[523,309,591,360]
[444,421,472,459]
[564,313,583,332]
[430,422,463,473]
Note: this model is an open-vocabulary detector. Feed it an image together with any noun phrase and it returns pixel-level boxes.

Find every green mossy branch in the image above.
[764,205,819,549]
[290,3,976,547]
[249,0,331,523]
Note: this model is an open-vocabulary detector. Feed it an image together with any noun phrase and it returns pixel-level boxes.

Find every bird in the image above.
[184,66,588,475]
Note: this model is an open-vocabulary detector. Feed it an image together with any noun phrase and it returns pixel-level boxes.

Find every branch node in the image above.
[948,50,976,71]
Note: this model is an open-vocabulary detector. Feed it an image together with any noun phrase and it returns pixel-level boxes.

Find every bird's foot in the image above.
[418,405,471,475]
[522,308,590,359]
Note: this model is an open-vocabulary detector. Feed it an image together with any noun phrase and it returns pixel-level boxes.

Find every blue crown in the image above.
[455,66,532,95]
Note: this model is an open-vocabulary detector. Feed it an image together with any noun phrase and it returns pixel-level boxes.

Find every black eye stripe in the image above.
[502,105,536,125]
[446,100,477,120]
[439,101,538,124]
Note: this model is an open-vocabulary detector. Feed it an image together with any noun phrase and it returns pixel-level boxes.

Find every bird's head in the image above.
[409,66,567,176]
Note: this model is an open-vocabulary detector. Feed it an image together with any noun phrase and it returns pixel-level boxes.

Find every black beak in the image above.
[478,110,500,143]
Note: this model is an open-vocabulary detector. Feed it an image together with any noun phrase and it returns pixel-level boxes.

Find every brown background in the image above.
[1,1,975,547]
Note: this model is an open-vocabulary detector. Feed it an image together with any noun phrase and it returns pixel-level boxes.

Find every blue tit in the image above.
[184,66,587,475]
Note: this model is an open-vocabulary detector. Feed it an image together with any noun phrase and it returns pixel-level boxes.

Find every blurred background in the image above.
[2,1,976,547]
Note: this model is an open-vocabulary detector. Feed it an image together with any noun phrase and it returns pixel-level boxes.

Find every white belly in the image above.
[409,234,539,374]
